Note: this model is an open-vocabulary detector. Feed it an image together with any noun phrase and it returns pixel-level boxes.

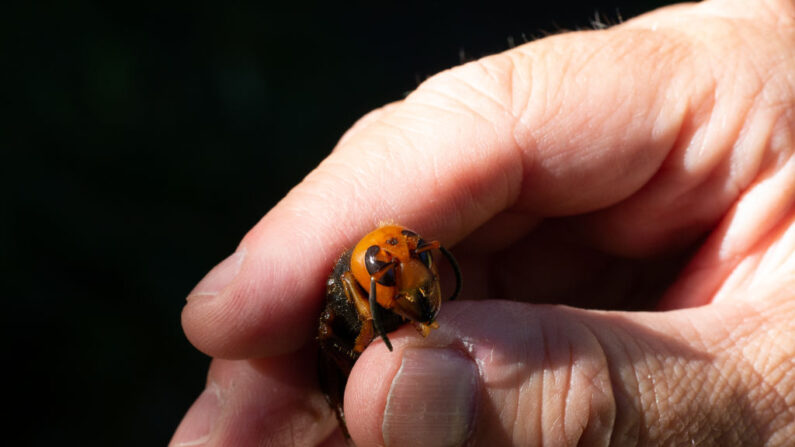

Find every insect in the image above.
[317,224,462,436]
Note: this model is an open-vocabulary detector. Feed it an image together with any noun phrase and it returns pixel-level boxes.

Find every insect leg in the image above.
[440,246,462,301]
[369,277,393,351]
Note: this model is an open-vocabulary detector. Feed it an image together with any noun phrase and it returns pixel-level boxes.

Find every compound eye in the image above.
[365,245,396,286]
[416,239,433,269]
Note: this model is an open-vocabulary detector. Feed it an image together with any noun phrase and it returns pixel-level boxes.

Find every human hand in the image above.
[171,0,795,445]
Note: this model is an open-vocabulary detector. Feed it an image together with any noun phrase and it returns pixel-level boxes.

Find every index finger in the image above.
[181,17,697,359]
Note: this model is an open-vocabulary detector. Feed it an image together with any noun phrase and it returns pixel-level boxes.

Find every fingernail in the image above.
[383,348,478,447]
[170,383,222,446]
[187,249,246,300]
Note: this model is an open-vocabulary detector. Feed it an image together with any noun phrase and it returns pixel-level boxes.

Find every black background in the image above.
[5,1,680,445]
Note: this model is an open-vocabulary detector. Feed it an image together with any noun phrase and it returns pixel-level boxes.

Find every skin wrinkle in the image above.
[513,379,530,445]
[693,45,767,191]
[585,360,613,444]
[678,310,715,397]
[650,85,685,164]
[638,32,715,172]
[543,329,562,443]
[642,352,664,444]
[668,357,695,441]
[537,318,549,447]
[769,370,795,440]
[377,112,435,158]
[708,360,746,431]
[629,28,686,71]
[560,31,606,85]
[296,164,368,220]
[405,93,487,123]
[765,373,795,439]
[502,53,521,118]
[570,321,610,445]
[755,370,792,440]
[214,279,266,352]
[755,320,781,379]
[661,87,711,176]
[479,56,515,100]
[414,75,505,127]
[573,330,615,445]
[580,321,619,447]
[452,59,515,116]
[741,42,777,104]
[727,107,773,203]
[746,301,795,440]
[584,319,639,446]
[503,383,521,445]
[357,123,420,180]
[716,303,756,352]
[699,307,764,441]
[733,359,773,442]
[621,321,657,444]
[672,357,714,442]
[527,45,563,137]
[604,29,644,64]
[525,44,577,151]
[365,111,431,157]
[696,312,739,422]
[561,339,573,445]
[685,70,720,171]
[504,52,539,175]
[714,93,762,195]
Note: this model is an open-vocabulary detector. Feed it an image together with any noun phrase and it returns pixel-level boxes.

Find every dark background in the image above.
[5,1,680,445]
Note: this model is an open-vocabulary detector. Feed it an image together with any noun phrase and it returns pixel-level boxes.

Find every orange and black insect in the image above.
[317,224,462,435]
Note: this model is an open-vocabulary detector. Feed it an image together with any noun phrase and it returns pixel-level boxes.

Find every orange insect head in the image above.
[350,225,442,323]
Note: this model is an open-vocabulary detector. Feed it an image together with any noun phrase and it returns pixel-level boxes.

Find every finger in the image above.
[182,0,793,358]
[169,350,341,447]
[345,298,795,446]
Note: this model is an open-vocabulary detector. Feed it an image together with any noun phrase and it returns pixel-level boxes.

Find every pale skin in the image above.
[172,0,795,445]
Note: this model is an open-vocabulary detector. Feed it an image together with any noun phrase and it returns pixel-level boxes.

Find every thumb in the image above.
[344,298,794,446]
